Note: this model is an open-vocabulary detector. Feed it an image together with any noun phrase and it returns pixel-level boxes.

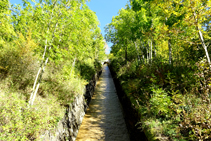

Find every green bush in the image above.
[0,92,64,140]
[0,36,97,140]
[0,35,38,90]
[109,57,211,140]
[150,87,172,118]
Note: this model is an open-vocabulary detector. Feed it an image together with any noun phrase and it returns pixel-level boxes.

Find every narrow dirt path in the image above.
[76,65,130,141]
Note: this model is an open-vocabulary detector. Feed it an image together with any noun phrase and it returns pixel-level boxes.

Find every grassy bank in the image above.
[0,41,103,140]
[109,58,211,140]
[0,61,102,140]
[0,0,106,140]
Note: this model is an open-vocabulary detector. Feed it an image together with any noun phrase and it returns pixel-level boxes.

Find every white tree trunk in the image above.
[193,11,211,69]
[29,40,48,106]
[168,39,172,65]
[154,43,156,58]
[141,41,145,63]
[30,57,49,106]
[29,67,41,105]
[134,41,141,61]
[70,57,77,77]
[198,30,211,68]
[29,22,59,106]
[147,39,153,63]
[148,41,150,60]
[147,47,149,63]
[150,38,152,62]
[29,11,63,106]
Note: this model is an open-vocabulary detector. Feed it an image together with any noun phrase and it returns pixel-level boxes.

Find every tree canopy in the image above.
[106,0,211,140]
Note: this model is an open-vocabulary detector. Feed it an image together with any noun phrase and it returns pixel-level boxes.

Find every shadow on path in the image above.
[76,65,130,141]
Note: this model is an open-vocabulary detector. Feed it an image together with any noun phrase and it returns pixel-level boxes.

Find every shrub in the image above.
[109,57,211,140]
[0,33,38,90]
[0,91,64,140]
[150,87,173,118]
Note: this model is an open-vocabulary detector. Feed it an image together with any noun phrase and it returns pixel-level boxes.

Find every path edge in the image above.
[39,70,102,141]
[108,64,148,141]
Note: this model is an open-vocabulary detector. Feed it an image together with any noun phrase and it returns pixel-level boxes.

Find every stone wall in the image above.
[108,65,147,141]
[40,70,102,141]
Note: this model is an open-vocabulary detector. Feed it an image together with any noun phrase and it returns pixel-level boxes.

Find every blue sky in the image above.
[87,0,129,34]
[9,0,129,53]
[86,0,128,45]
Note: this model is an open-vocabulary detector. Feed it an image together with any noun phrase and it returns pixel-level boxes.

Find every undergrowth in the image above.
[0,89,63,140]
[0,40,103,140]
[110,57,211,140]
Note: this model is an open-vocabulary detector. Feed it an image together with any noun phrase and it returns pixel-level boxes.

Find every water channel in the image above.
[76,65,130,141]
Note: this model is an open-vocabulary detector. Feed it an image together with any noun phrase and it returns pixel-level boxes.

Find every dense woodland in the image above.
[1,0,211,140]
[105,0,211,140]
[0,0,106,140]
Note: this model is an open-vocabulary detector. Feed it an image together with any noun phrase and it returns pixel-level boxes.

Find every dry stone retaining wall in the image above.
[40,71,101,141]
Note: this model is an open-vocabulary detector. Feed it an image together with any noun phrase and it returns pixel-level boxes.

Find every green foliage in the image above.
[109,58,211,140]
[178,94,211,140]
[106,0,211,140]
[150,87,172,118]
[0,91,64,140]
[76,58,96,81]
[0,33,38,87]
[0,0,106,139]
